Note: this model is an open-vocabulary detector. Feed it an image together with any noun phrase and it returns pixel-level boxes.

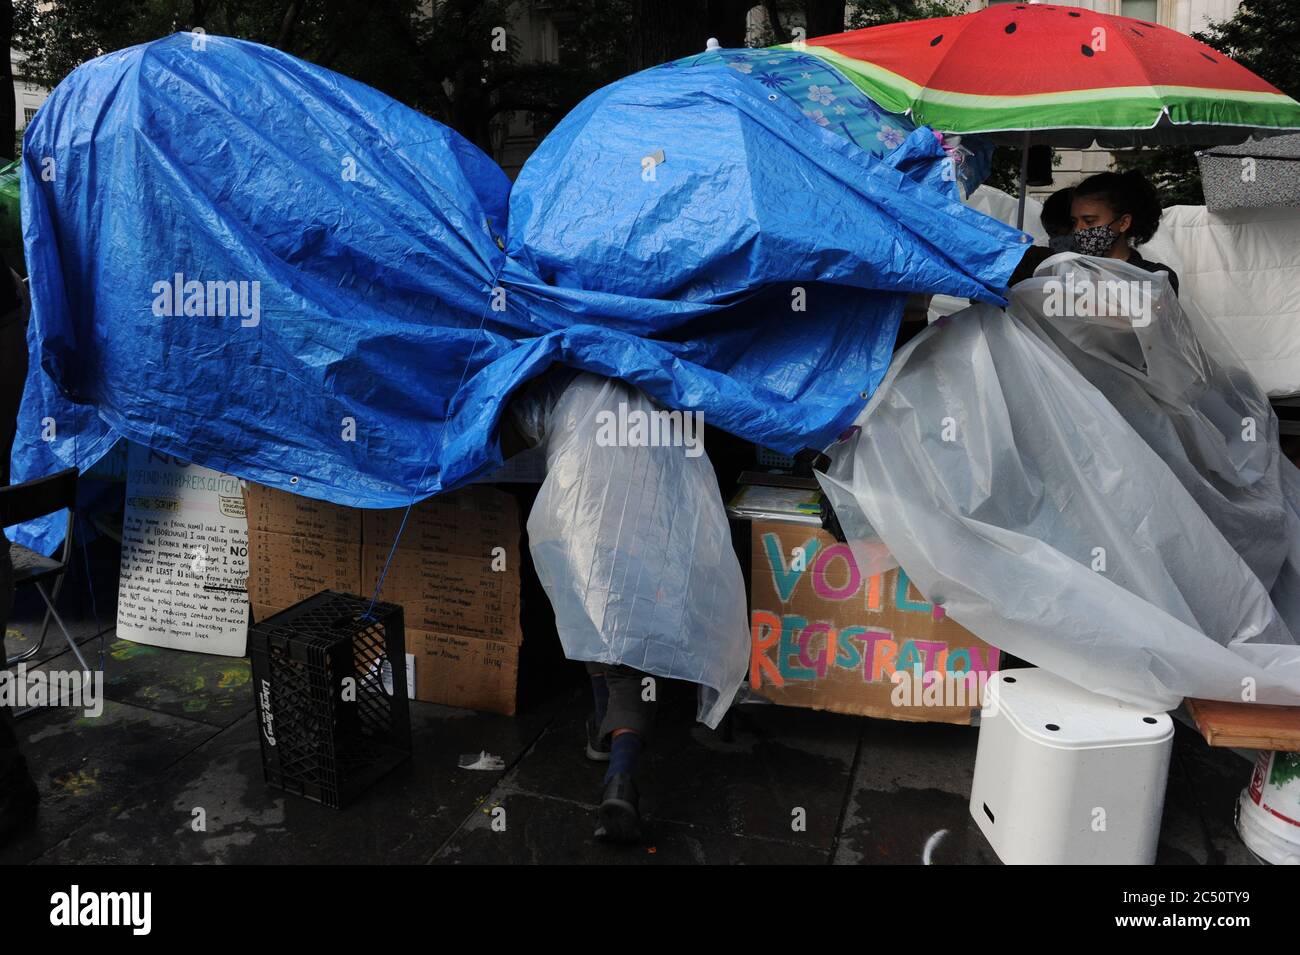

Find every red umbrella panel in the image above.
[795,2,1300,147]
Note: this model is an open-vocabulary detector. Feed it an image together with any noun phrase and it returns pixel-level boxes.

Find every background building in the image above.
[11,47,48,146]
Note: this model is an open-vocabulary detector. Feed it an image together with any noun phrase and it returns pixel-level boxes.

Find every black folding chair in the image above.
[1,468,91,672]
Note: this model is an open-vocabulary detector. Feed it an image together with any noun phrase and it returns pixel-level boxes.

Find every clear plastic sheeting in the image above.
[819,255,1300,710]
[523,374,748,728]
[1016,255,1297,592]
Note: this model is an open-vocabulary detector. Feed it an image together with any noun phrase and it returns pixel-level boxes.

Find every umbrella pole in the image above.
[1015,131,1030,231]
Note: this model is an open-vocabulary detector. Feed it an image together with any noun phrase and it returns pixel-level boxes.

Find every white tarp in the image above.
[1144,204,1300,397]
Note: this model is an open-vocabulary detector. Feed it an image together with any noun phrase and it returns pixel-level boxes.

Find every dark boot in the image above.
[595,731,645,843]
[595,772,641,844]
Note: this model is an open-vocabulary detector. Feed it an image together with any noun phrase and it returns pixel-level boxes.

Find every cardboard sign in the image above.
[361,493,523,644]
[244,484,360,612]
[407,631,521,715]
[748,520,1000,724]
[116,445,249,656]
[243,482,524,714]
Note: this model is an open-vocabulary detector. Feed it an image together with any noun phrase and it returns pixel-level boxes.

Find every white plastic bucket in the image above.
[1236,750,1300,865]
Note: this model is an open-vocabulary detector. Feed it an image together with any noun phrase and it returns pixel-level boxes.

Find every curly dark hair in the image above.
[1040,187,1075,236]
[1072,170,1163,246]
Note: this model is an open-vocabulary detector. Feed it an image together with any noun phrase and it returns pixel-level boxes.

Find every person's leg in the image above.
[0,536,40,847]
[598,664,656,751]
[592,664,658,843]
[583,662,611,761]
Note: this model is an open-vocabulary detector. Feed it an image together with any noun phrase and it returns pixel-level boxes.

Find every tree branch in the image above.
[763,1,791,44]
[274,0,304,51]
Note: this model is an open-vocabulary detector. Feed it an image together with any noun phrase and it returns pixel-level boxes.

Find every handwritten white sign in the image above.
[116,444,249,656]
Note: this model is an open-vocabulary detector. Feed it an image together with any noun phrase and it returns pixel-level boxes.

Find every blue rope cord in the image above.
[362,254,506,620]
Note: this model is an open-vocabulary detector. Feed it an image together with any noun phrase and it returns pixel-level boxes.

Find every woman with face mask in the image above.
[1069,170,1179,294]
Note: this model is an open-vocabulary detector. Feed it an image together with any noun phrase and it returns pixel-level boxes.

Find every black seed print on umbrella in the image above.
[1200,52,1216,62]
[1005,22,1016,34]
[1081,45,1094,57]
[1068,11,1080,16]
[1131,28,1144,37]
[930,34,943,46]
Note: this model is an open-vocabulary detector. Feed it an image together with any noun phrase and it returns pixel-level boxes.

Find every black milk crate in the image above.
[249,591,411,809]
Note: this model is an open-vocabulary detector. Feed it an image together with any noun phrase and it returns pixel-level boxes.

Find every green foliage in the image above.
[1199,0,1300,101]
[983,150,1027,197]
[1113,0,1300,207]
[1111,146,1205,207]
[14,0,185,90]
[845,0,968,30]
[11,0,635,152]
[12,1,440,102]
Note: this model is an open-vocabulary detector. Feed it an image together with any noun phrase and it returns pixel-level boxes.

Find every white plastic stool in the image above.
[969,668,1173,865]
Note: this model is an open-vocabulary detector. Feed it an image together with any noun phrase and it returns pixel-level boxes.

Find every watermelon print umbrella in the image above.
[794,1,1300,148]
[790,1,1300,225]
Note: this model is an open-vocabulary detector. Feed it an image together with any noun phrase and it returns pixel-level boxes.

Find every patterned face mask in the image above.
[1071,220,1121,257]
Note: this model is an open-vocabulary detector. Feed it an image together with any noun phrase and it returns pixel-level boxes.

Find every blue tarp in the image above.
[666,47,994,194]
[12,33,1028,550]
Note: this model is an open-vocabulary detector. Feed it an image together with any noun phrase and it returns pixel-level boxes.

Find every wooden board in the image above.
[1186,698,1300,751]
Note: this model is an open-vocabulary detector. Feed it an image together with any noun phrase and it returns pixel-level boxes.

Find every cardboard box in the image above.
[243,482,530,713]
[360,544,522,645]
[359,492,523,645]
[246,530,361,610]
[408,631,521,716]
[748,520,1000,724]
[363,494,519,554]
[244,484,361,544]
[244,483,361,611]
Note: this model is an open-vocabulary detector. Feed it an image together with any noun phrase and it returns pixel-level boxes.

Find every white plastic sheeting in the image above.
[1143,204,1300,397]
[819,255,1300,710]
[522,373,749,728]
[966,185,1049,245]
[1020,254,1297,592]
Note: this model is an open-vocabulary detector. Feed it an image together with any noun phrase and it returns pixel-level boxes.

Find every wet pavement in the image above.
[1,601,1261,865]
